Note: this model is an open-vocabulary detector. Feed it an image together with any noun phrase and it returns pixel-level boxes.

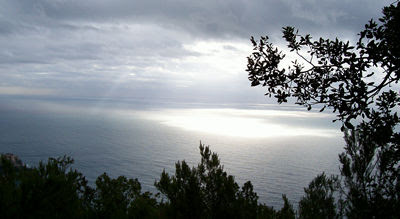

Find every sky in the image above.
[0,0,391,104]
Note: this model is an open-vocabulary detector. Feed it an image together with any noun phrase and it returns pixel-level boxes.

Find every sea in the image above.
[0,96,344,209]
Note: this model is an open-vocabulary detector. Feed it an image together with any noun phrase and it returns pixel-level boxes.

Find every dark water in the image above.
[0,97,344,208]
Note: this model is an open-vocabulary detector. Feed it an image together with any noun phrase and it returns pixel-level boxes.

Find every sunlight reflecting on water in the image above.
[8,98,341,138]
[144,108,340,138]
[0,98,344,208]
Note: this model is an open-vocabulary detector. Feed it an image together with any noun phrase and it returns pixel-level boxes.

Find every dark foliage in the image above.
[93,173,159,218]
[0,145,297,219]
[298,173,339,219]
[247,2,400,129]
[247,1,400,218]
[155,143,295,219]
[0,155,158,219]
[0,155,93,219]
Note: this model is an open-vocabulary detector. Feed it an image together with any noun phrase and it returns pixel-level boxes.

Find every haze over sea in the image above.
[0,96,343,208]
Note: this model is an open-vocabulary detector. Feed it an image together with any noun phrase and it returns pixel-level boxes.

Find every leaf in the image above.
[344,121,354,129]
[251,80,260,86]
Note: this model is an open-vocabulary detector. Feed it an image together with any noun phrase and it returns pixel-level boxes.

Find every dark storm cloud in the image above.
[1,0,389,38]
[0,0,392,100]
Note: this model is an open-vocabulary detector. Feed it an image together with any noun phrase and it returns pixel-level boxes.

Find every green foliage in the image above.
[277,195,296,219]
[0,155,23,218]
[339,127,400,218]
[1,145,298,219]
[0,155,92,218]
[299,173,339,219]
[0,154,158,219]
[155,143,283,219]
[247,1,400,218]
[93,173,158,218]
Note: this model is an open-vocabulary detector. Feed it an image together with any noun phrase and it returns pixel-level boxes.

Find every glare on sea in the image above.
[141,108,340,138]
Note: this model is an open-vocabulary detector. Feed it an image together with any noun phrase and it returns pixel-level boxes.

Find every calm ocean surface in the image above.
[0,97,344,209]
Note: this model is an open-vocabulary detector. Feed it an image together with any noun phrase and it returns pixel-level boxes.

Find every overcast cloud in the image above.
[0,0,391,103]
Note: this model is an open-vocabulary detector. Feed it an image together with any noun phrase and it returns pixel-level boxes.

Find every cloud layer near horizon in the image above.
[0,0,391,103]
